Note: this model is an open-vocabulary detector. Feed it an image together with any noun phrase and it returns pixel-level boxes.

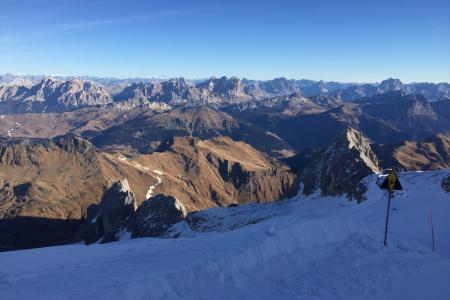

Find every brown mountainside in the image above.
[0,135,296,250]
[92,106,295,157]
[132,136,297,211]
[374,133,450,170]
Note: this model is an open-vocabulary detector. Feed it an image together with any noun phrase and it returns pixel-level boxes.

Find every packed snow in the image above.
[115,155,163,200]
[145,171,163,199]
[117,154,128,161]
[0,170,449,300]
[4,120,22,138]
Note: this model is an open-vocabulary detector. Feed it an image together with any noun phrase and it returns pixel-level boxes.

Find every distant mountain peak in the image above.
[378,78,406,93]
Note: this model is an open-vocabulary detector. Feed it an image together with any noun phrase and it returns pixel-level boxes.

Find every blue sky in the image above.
[0,0,449,82]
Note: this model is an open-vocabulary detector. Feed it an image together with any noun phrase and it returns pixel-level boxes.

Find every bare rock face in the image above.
[82,178,137,244]
[300,127,381,201]
[199,76,249,103]
[0,78,112,111]
[114,78,202,105]
[82,191,187,243]
[128,194,187,238]
[0,85,28,101]
[377,78,409,94]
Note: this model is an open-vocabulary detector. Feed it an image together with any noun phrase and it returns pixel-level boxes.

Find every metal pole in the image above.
[430,209,435,253]
[384,190,392,246]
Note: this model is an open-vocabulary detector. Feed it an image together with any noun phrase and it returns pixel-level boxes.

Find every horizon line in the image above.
[1,72,449,85]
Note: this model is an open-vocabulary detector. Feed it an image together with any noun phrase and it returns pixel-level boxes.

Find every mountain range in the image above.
[1,75,449,113]
[0,73,449,252]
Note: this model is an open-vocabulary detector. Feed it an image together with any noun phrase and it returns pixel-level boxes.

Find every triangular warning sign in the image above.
[380,169,402,190]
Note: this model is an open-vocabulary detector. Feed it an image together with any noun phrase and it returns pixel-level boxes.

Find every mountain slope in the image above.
[247,92,450,152]
[92,106,295,157]
[0,136,157,250]
[374,133,450,170]
[0,107,144,141]
[124,136,297,211]
[0,134,297,250]
[0,170,449,299]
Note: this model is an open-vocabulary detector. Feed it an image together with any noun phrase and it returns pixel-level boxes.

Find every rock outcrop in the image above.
[82,191,188,243]
[300,127,381,201]
[81,179,137,244]
[128,194,187,238]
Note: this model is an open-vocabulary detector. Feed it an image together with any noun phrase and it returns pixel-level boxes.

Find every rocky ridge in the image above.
[2,76,448,114]
[0,78,112,111]
[300,127,381,201]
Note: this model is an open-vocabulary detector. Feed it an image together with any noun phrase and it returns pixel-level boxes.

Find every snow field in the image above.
[0,170,449,299]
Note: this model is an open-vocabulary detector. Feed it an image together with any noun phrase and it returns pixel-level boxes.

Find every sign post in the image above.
[380,169,402,246]
[384,189,392,246]
[430,208,435,253]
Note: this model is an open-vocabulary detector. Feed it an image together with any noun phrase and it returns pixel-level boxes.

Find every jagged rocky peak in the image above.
[114,77,200,104]
[128,194,187,238]
[260,77,300,94]
[197,76,244,95]
[166,77,189,86]
[196,76,216,91]
[300,127,381,201]
[341,127,381,173]
[161,77,192,93]
[81,178,137,244]
[21,77,112,108]
[377,78,407,93]
[102,178,136,207]
[113,81,153,101]
[217,76,242,92]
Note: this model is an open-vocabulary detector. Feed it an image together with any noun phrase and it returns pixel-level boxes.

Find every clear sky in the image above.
[1,0,449,82]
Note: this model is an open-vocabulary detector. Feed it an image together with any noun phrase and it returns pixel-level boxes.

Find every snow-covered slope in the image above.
[1,170,449,300]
